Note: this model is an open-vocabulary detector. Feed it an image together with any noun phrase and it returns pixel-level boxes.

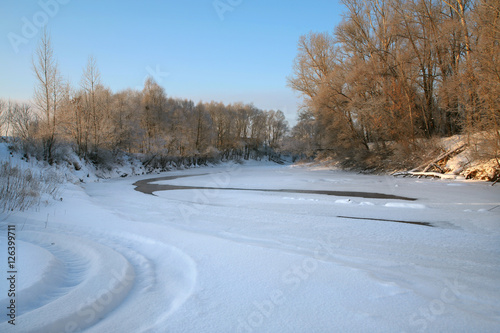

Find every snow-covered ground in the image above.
[1,161,500,332]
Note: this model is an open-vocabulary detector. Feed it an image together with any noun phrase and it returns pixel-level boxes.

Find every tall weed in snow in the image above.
[0,161,60,212]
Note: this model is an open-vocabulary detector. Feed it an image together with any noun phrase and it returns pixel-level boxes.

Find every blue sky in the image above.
[0,0,344,123]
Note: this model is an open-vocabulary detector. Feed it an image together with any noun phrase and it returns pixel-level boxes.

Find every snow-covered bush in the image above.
[0,161,60,212]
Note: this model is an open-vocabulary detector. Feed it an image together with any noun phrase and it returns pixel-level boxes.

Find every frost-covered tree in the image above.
[141,77,167,153]
[32,29,64,163]
[110,89,143,153]
[288,0,487,168]
[9,103,37,142]
[79,56,115,155]
[0,99,5,136]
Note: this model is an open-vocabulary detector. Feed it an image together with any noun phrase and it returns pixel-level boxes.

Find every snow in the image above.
[384,202,426,209]
[1,159,500,332]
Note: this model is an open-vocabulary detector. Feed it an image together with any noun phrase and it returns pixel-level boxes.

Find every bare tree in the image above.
[141,76,167,153]
[32,29,63,163]
[289,29,368,156]
[207,101,230,154]
[288,32,336,101]
[10,103,37,142]
[80,55,106,155]
[289,109,318,157]
[194,101,213,155]
[110,89,143,152]
[67,91,88,157]
[469,0,500,162]
[0,99,5,136]
[267,110,289,149]
[249,108,268,145]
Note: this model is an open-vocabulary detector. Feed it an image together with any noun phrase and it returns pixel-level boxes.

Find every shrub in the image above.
[0,161,60,212]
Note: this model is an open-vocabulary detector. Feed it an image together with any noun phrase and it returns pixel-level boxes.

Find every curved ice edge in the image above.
[134,174,417,201]
[2,231,135,333]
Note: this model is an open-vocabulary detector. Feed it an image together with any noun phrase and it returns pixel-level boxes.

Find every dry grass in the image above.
[0,161,60,212]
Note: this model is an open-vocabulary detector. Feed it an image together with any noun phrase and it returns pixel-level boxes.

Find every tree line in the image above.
[288,0,499,169]
[0,31,289,167]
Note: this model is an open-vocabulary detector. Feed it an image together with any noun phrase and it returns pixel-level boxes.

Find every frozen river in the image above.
[1,162,499,332]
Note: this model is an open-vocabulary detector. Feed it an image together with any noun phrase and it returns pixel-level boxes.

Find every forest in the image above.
[0,0,499,174]
[0,31,289,169]
[287,0,499,171]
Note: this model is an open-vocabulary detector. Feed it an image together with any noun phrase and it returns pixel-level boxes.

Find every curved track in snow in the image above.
[0,227,197,333]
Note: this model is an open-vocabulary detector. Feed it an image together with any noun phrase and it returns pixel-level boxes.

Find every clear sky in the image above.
[0,0,345,123]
